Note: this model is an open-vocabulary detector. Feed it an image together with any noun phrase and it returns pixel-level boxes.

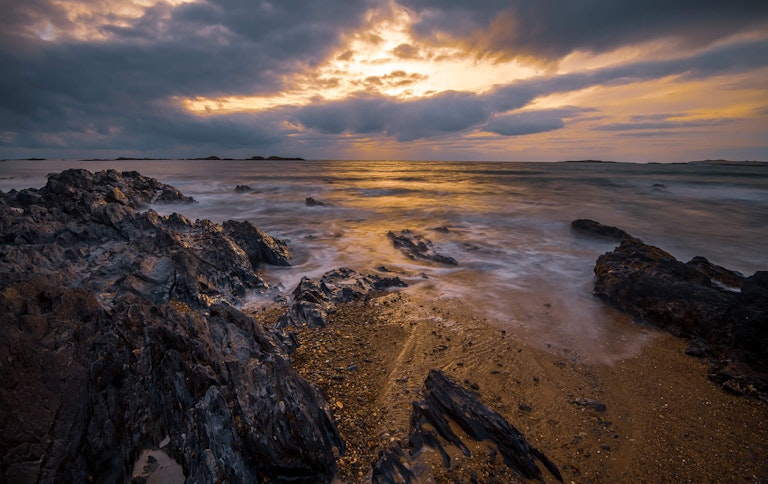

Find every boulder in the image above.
[276,268,407,328]
[222,219,291,267]
[593,238,767,395]
[305,197,331,207]
[570,218,637,242]
[387,230,458,266]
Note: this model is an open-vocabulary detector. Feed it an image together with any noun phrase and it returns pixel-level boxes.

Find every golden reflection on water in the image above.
[4,159,767,364]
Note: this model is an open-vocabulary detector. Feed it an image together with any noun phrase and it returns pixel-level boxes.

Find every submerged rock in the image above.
[306,197,331,207]
[276,268,406,329]
[372,370,562,483]
[570,218,637,243]
[593,238,768,395]
[387,230,458,266]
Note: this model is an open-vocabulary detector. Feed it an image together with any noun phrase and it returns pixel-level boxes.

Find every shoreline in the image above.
[2,168,767,482]
[251,291,768,482]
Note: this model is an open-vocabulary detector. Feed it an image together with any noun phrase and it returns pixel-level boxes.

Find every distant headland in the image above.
[73,155,306,162]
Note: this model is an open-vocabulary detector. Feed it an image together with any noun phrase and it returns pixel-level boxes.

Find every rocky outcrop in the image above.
[276,268,407,329]
[570,218,638,242]
[305,197,331,207]
[0,169,290,308]
[222,219,291,267]
[0,170,344,483]
[593,237,768,396]
[372,370,562,483]
[0,278,343,483]
[387,230,458,266]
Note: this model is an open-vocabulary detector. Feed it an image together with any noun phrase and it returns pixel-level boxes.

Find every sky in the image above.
[1,0,767,162]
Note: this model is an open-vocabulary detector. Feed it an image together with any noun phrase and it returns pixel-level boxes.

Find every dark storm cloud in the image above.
[0,0,375,154]
[488,37,768,110]
[291,37,768,141]
[398,0,768,61]
[294,91,489,141]
[483,108,590,136]
[1,0,767,157]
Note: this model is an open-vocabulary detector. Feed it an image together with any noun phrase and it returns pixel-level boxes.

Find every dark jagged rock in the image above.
[234,184,253,192]
[593,238,768,395]
[275,268,407,328]
[0,169,291,308]
[687,256,744,289]
[387,230,458,266]
[305,197,331,207]
[222,219,291,267]
[372,370,562,483]
[570,218,638,242]
[0,279,343,483]
[0,170,346,482]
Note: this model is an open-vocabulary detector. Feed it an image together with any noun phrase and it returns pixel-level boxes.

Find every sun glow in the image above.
[181,5,539,115]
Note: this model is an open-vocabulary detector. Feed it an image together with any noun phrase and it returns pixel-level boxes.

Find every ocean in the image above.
[2,159,766,362]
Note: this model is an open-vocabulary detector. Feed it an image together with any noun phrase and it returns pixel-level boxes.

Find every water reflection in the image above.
[2,159,766,362]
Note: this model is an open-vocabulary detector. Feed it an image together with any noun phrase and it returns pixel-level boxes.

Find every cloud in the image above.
[596,119,727,131]
[391,43,423,59]
[293,90,489,141]
[398,0,768,62]
[0,0,766,159]
[291,37,767,141]
[483,109,584,136]
[0,0,379,154]
[354,70,428,91]
[486,36,768,108]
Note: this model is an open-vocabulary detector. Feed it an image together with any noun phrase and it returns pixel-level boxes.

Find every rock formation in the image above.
[0,169,342,482]
[591,234,768,396]
[275,268,407,329]
[387,230,458,266]
[372,370,562,483]
[570,218,638,243]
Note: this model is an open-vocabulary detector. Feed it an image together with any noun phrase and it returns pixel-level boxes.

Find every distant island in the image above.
[685,159,767,166]
[75,155,306,162]
[188,155,306,161]
[560,159,618,164]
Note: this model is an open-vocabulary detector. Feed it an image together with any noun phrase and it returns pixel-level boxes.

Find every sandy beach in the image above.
[251,290,768,483]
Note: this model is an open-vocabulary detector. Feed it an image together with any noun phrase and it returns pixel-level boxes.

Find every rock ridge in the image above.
[0,169,344,483]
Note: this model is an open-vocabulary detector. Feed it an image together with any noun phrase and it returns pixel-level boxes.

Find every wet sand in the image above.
[252,291,768,483]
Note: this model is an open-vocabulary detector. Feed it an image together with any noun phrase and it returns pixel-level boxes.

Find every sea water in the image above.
[2,159,767,362]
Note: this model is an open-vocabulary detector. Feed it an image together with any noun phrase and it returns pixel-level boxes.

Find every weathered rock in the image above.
[570,218,637,242]
[276,268,407,328]
[0,170,346,483]
[222,219,291,267]
[372,370,562,483]
[305,197,331,207]
[387,230,458,266]
[234,184,253,192]
[0,169,291,308]
[0,280,343,483]
[594,239,730,338]
[687,256,744,289]
[593,238,768,395]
